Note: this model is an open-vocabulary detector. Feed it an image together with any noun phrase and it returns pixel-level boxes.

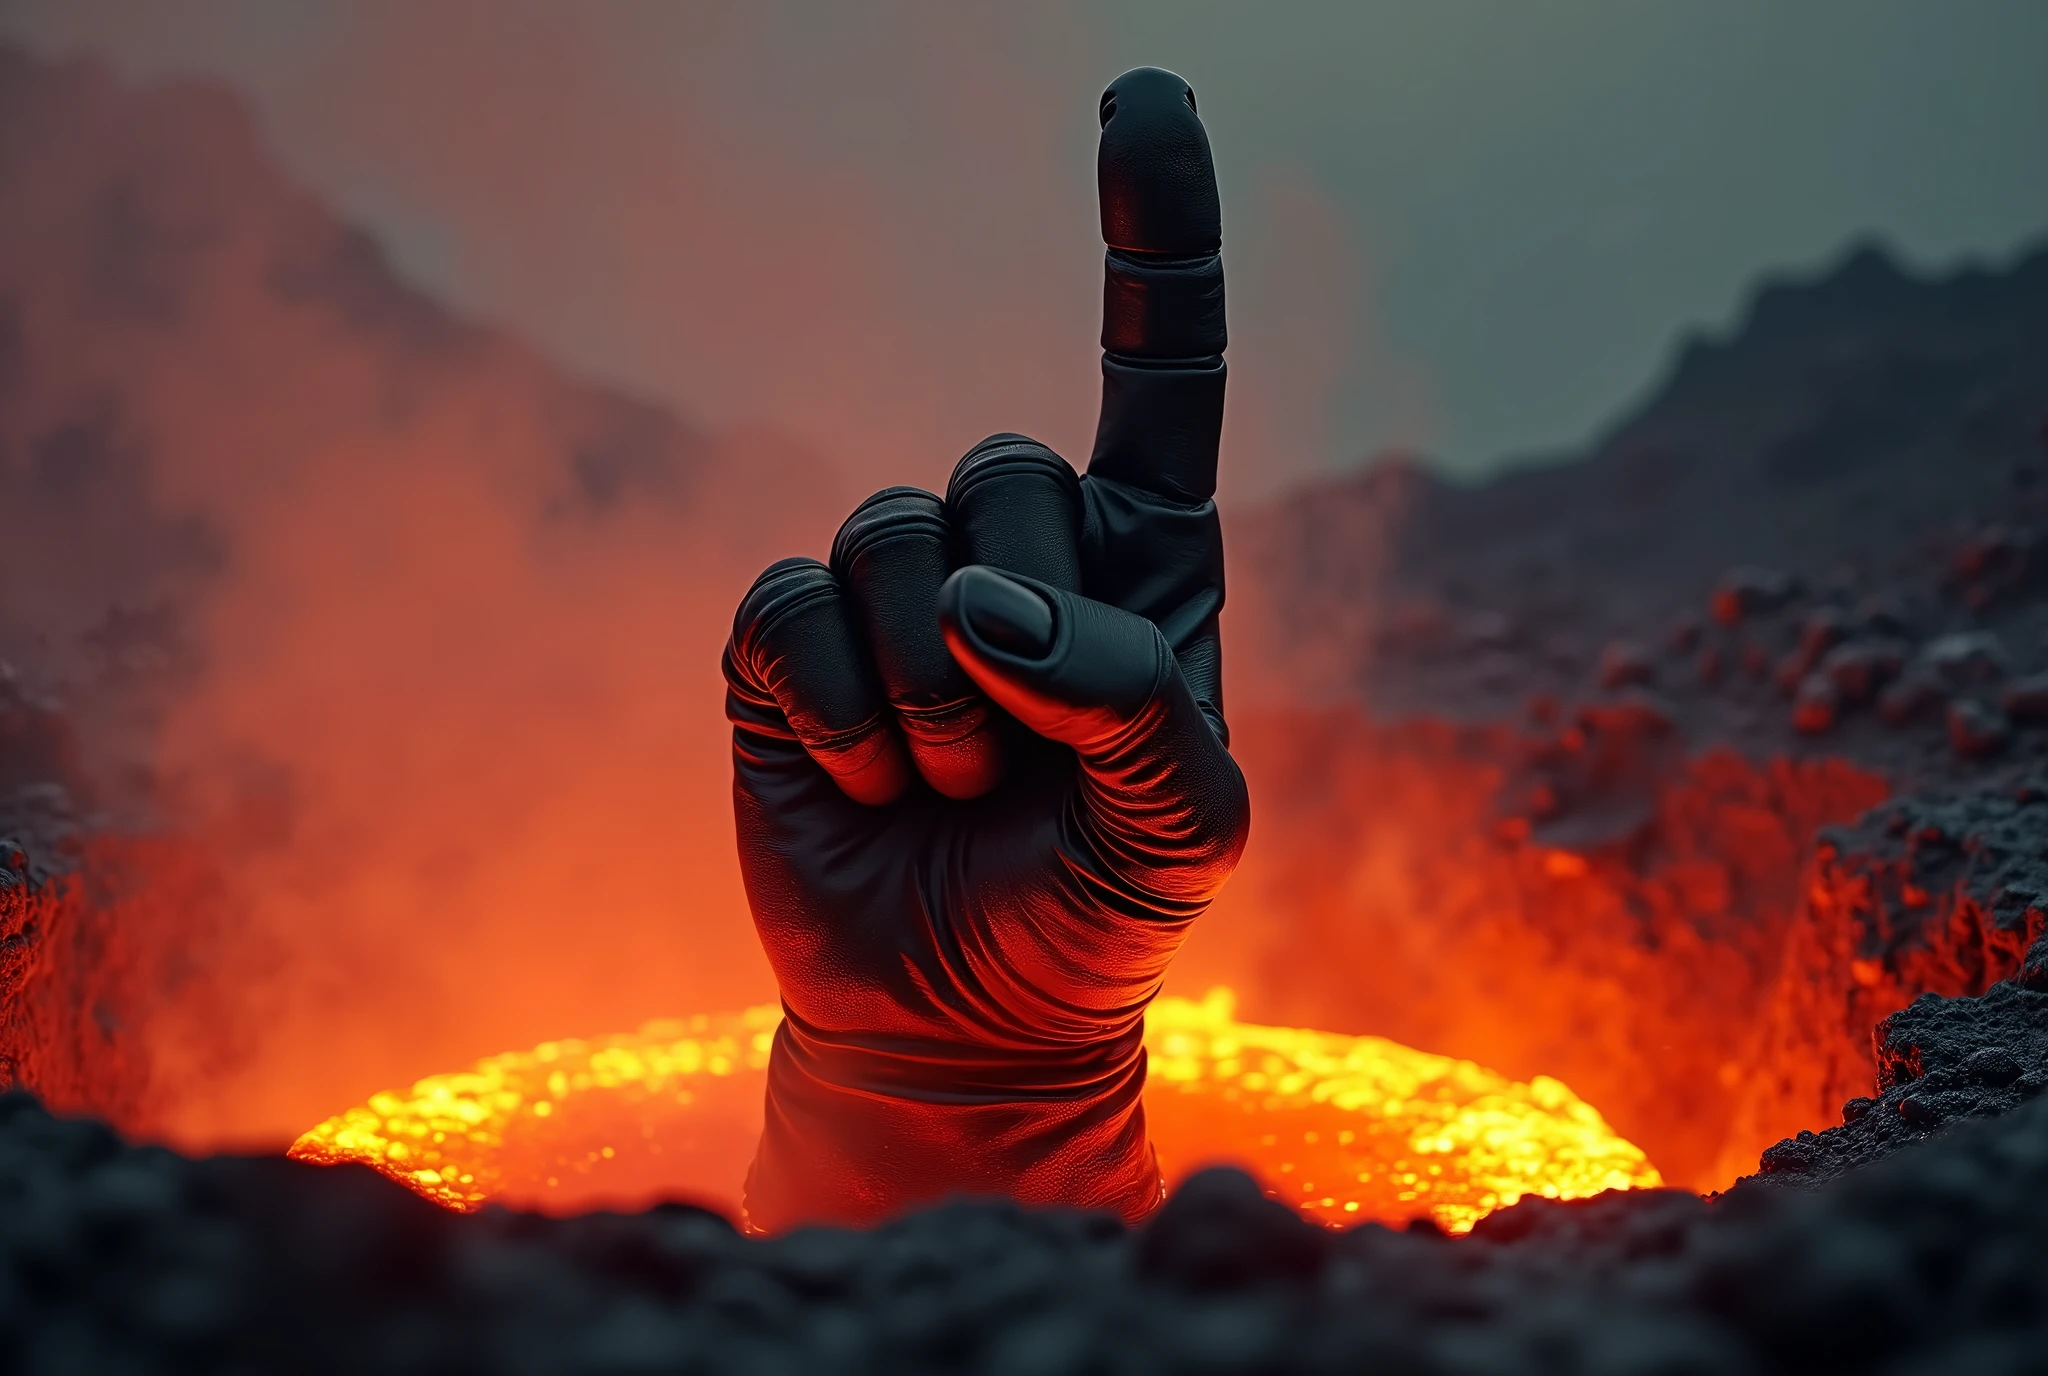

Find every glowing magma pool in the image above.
[289,989,1660,1234]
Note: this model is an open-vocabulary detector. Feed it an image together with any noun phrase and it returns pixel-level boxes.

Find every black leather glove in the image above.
[723,67,1248,1232]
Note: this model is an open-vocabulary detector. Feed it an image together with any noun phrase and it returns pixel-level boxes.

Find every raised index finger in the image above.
[1091,66,1224,502]
[1083,66,1229,740]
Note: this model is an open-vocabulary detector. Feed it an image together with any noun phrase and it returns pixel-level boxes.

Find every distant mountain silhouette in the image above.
[1235,234,2048,747]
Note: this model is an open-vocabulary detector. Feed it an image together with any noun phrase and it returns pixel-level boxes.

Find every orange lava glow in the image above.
[289,989,1660,1233]
[1144,989,1662,1232]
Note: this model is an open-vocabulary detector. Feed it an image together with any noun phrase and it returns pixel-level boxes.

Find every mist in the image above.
[6,0,2043,482]
[0,49,854,1144]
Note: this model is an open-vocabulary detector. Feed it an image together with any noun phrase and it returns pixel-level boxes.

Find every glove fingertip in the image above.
[940,566,1056,662]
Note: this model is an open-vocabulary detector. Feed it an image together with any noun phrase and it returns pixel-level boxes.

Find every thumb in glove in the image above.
[939,565,1247,907]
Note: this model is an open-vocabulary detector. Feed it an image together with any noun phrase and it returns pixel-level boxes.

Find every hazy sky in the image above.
[6,1,2045,488]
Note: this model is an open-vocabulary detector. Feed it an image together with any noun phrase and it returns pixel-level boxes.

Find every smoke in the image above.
[1,0,1413,497]
[1,2,1108,490]
[1226,168,1436,497]
[0,46,861,1145]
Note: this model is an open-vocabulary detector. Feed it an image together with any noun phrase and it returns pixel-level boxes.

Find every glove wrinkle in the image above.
[727,558,913,806]
[1102,250,1226,359]
[731,713,1206,1230]
[776,1006,1150,1103]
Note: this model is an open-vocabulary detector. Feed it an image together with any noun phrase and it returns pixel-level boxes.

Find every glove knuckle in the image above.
[828,487,949,576]
[948,435,1085,593]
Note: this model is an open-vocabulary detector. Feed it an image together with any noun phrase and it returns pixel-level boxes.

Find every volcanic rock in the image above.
[1749,974,2048,1188]
[1952,522,2037,608]
[1776,608,1850,690]
[1596,639,1655,689]
[2003,672,2048,722]
[1850,595,1916,639]
[1791,674,1838,734]
[1878,670,1945,726]
[1948,700,2011,759]
[1921,631,2011,689]
[1133,1167,1333,1291]
[1710,567,1798,624]
[1818,638,1907,706]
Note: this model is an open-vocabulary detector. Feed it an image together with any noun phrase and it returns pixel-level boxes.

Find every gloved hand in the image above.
[724,67,1249,1232]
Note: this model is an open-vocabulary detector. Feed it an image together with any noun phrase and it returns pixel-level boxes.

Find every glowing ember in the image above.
[290,989,1659,1232]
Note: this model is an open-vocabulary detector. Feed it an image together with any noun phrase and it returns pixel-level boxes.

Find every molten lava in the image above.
[1144,989,1661,1232]
[290,989,1659,1233]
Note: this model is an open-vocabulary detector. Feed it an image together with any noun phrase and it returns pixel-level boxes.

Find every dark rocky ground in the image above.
[1746,784,2048,1189]
[4,1069,2048,1375]
[4,42,2048,1376]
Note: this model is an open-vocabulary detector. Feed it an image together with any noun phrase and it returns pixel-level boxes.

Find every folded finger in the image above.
[726,557,912,806]
[831,489,1003,800]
